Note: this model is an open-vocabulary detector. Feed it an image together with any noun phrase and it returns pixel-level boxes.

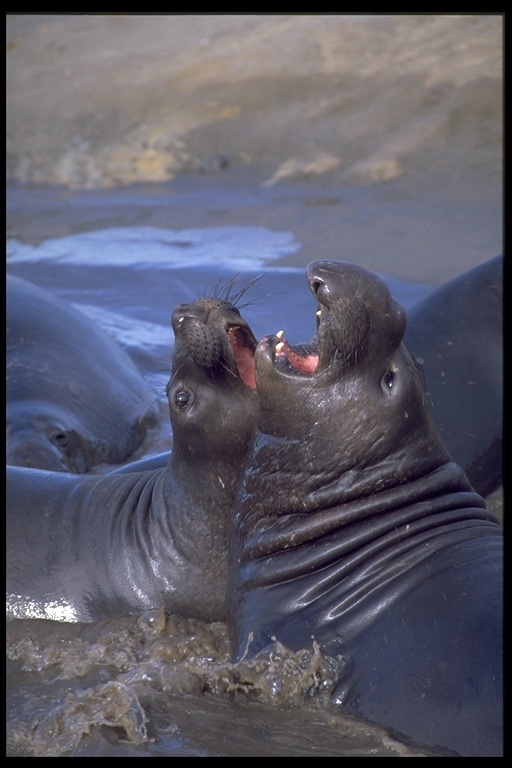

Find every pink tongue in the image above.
[228,327,257,389]
[235,346,257,389]
[282,339,318,373]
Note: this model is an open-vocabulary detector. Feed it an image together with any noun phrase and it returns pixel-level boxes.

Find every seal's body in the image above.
[228,261,502,757]
[7,295,257,623]
[7,275,157,472]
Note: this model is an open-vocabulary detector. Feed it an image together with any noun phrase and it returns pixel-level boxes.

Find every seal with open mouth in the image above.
[121,256,503,501]
[7,293,257,623]
[227,261,502,756]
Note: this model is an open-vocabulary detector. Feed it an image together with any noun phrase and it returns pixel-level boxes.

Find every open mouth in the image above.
[226,324,258,389]
[267,286,327,377]
[256,266,339,381]
[227,317,321,387]
[172,297,259,389]
[273,330,319,375]
[172,280,329,391]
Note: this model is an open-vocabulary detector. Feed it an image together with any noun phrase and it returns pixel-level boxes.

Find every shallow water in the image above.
[7,183,440,459]
[6,178,500,757]
[6,14,502,756]
[7,612,455,757]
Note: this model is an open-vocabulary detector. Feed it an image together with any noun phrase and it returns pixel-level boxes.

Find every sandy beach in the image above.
[6,14,503,758]
[7,14,502,191]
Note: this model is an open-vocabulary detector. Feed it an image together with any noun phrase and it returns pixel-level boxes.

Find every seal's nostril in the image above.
[306,261,331,298]
[308,278,325,299]
[314,281,331,305]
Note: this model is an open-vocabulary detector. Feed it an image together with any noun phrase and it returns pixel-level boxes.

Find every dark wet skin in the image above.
[120,257,503,502]
[6,274,158,472]
[7,292,258,623]
[228,260,502,757]
[404,254,502,497]
[172,297,257,388]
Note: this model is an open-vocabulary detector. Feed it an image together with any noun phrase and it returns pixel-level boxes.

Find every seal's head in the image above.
[252,260,450,489]
[6,403,99,473]
[167,295,258,462]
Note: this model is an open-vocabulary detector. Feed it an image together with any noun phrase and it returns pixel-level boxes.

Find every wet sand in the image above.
[6,15,503,281]
[7,14,502,189]
[6,16,503,756]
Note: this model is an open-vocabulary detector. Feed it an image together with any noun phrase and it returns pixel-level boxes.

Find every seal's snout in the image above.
[307,260,361,308]
[170,296,257,388]
[171,304,196,335]
[171,300,214,335]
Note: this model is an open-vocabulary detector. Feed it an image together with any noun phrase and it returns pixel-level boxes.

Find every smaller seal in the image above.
[6,275,158,472]
[7,292,257,623]
[228,260,502,757]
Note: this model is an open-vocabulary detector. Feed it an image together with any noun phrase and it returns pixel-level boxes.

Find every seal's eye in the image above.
[49,430,70,448]
[174,389,191,409]
[382,369,395,391]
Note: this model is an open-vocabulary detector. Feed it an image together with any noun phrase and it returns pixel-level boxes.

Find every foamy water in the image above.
[6,222,445,757]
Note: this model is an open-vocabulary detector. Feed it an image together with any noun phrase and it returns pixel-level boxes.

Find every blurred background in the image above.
[6,14,503,281]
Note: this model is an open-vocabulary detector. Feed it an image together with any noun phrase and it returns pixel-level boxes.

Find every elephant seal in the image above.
[227,261,502,756]
[6,274,158,472]
[114,256,503,500]
[404,254,502,497]
[7,293,257,623]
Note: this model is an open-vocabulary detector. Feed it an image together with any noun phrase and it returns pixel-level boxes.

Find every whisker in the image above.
[138,393,166,425]
[143,366,172,382]
[166,358,193,391]
[217,271,245,301]
[202,271,270,309]
[216,358,240,380]
[142,384,168,399]
[236,289,282,311]
[202,271,242,301]
[229,273,267,305]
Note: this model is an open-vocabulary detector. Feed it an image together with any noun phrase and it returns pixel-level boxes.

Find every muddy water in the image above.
[4,201,444,757]
[7,612,456,757]
[6,14,502,757]
[6,197,499,755]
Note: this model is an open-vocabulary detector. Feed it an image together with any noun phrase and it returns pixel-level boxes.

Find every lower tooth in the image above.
[276,330,284,339]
